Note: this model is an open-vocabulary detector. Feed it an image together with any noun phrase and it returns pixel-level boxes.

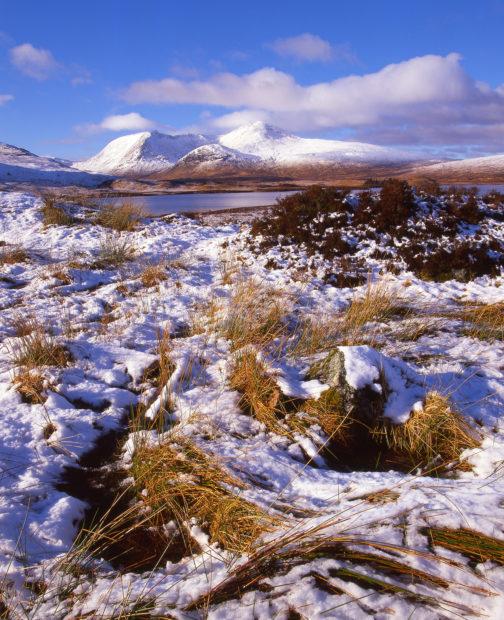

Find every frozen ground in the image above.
[0,190,503,618]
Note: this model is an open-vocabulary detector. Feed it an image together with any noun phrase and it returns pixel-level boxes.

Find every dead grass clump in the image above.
[8,328,70,369]
[289,315,342,356]
[131,436,275,554]
[140,262,167,288]
[14,370,46,404]
[0,244,28,265]
[229,351,288,435]
[221,277,288,350]
[378,392,479,469]
[96,201,145,232]
[344,281,405,331]
[94,234,136,269]
[10,314,39,337]
[393,317,439,342]
[41,196,75,226]
[425,527,504,565]
[462,301,504,341]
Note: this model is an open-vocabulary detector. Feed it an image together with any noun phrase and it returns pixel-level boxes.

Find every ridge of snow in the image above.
[0,142,107,186]
[218,121,414,164]
[74,130,209,175]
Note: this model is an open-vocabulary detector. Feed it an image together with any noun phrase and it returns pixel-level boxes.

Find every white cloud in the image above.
[269,33,334,62]
[76,112,160,135]
[9,43,60,80]
[0,94,14,106]
[121,53,504,149]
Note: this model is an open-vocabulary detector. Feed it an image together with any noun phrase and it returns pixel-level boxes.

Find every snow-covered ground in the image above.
[0,190,503,618]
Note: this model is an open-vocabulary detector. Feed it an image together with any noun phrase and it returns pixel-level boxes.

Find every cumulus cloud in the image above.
[121,53,504,149]
[9,43,60,80]
[269,33,334,62]
[75,112,160,135]
[0,94,14,106]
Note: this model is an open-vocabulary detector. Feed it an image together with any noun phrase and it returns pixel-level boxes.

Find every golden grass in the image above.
[9,314,39,337]
[425,527,504,565]
[96,201,145,231]
[0,244,28,265]
[41,196,75,226]
[229,350,288,435]
[131,436,276,554]
[13,370,46,404]
[8,327,70,369]
[288,315,343,356]
[140,262,167,287]
[220,277,289,350]
[344,281,406,333]
[94,234,136,268]
[462,301,504,341]
[377,392,479,469]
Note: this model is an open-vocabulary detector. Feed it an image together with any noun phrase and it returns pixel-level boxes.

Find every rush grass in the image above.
[425,527,504,565]
[131,436,276,554]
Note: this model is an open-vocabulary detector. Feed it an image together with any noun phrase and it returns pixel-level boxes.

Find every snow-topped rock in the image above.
[0,142,107,187]
[74,130,209,176]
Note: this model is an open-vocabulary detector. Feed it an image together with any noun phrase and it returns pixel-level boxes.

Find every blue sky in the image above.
[1,0,503,160]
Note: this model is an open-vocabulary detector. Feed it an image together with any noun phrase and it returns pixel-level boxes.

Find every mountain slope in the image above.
[0,143,107,187]
[414,153,504,183]
[74,130,209,176]
[218,122,414,165]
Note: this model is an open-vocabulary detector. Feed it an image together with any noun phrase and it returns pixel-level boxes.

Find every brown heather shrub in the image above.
[354,179,415,231]
[96,201,145,231]
[131,436,276,554]
[41,196,75,226]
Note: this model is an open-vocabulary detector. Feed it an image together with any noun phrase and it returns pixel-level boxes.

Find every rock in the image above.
[309,346,425,425]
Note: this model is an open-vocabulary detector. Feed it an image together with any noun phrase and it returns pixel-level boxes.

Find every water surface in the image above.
[124,191,297,216]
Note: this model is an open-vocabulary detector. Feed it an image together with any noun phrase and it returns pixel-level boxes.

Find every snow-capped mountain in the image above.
[75,122,418,179]
[414,153,504,182]
[74,130,209,176]
[0,142,108,187]
[218,121,413,165]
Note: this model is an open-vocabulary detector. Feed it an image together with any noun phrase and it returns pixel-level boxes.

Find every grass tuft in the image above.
[221,277,289,350]
[131,435,275,554]
[94,234,136,268]
[377,391,479,469]
[8,327,70,369]
[0,244,28,265]
[41,196,75,226]
[462,301,504,341]
[140,262,167,287]
[96,201,145,231]
[13,370,46,404]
